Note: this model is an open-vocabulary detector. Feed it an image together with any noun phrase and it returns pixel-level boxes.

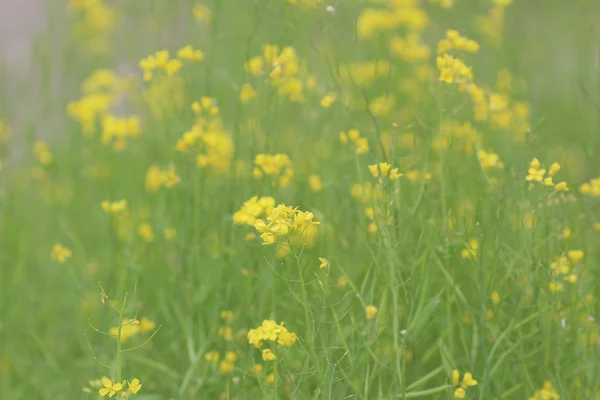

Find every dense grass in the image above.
[1,0,599,399]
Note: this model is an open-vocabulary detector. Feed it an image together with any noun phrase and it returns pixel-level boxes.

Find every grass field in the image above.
[1,0,600,399]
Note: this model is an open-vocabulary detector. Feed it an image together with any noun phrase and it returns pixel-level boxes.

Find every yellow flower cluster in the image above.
[67,69,124,136]
[434,120,481,155]
[101,199,127,214]
[204,350,238,375]
[244,44,312,102]
[68,0,116,55]
[579,177,600,197]
[145,165,181,193]
[175,99,234,174]
[357,3,429,40]
[391,33,431,62]
[101,115,141,151]
[96,377,142,398]
[338,61,391,86]
[33,141,53,165]
[253,153,294,188]
[437,29,480,54]
[452,370,478,398]
[525,158,568,191]
[368,162,403,180]
[50,244,72,263]
[108,317,157,343]
[233,196,276,226]
[192,4,212,22]
[339,129,369,155]
[139,46,203,82]
[548,250,584,293]
[247,320,297,350]
[460,239,479,260]
[254,204,320,245]
[528,381,560,400]
[437,53,473,84]
[478,149,504,170]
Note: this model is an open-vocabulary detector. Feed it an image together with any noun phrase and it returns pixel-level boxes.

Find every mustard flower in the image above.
[240,83,256,103]
[452,370,478,398]
[219,360,234,374]
[262,349,276,361]
[320,94,336,108]
[567,250,584,264]
[365,305,378,320]
[51,244,72,263]
[101,200,127,214]
[127,379,141,394]
[99,378,123,397]
[319,257,330,269]
[308,174,323,192]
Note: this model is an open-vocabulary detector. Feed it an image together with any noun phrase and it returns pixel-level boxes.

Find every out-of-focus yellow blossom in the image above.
[145,165,181,192]
[220,310,234,321]
[177,45,204,62]
[365,305,378,320]
[193,4,212,21]
[339,61,391,86]
[319,257,330,269]
[391,33,431,62]
[100,115,141,151]
[437,53,472,84]
[308,175,323,192]
[51,244,72,263]
[478,149,504,170]
[320,94,336,108]
[240,83,256,104]
[138,223,154,242]
[460,239,479,259]
[204,351,220,364]
[339,129,369,155]
[368,162,403,181]
[528,380,560,400]
[253,153,294,187]
[579,178,600,198]
[357,3,429,40]
[491,291,500,304]
[163,228,177,240]
[108,317,156,343]
[337,275,348,290]
[101,200,127,214]
[33,141,53,165]
[250,364,264,376]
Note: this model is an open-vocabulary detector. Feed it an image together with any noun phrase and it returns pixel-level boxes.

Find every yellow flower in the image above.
[101,200,127,214]
[138,223,154,242]
[163,228,177,240]
[220,310,234,321]
[219,360,234,374]
[319,257,330,269]
[490,291,500,304]
[262,349,276,361]
[127,379,141,394]
[204,351,220,364]
[250,364,264,376]
[308,175,323,192]
[99,378,123,397]
[567,250,584,264]
[554,181,568,192]
[320,94,336,108]
[51,244,72,263]
[365,305,378,320]
[454,387,466,398]
[240,83,256,103]
[193,4,212,21]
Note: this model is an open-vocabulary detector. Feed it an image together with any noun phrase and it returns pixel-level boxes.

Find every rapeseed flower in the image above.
[51,244,72,263]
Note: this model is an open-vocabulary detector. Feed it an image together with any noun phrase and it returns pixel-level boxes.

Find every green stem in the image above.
[289,240,321,378]
[395,384,453,398]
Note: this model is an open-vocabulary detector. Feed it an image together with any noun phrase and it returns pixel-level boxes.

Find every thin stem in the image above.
[395,384,453,398]
[288,239,321,379]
